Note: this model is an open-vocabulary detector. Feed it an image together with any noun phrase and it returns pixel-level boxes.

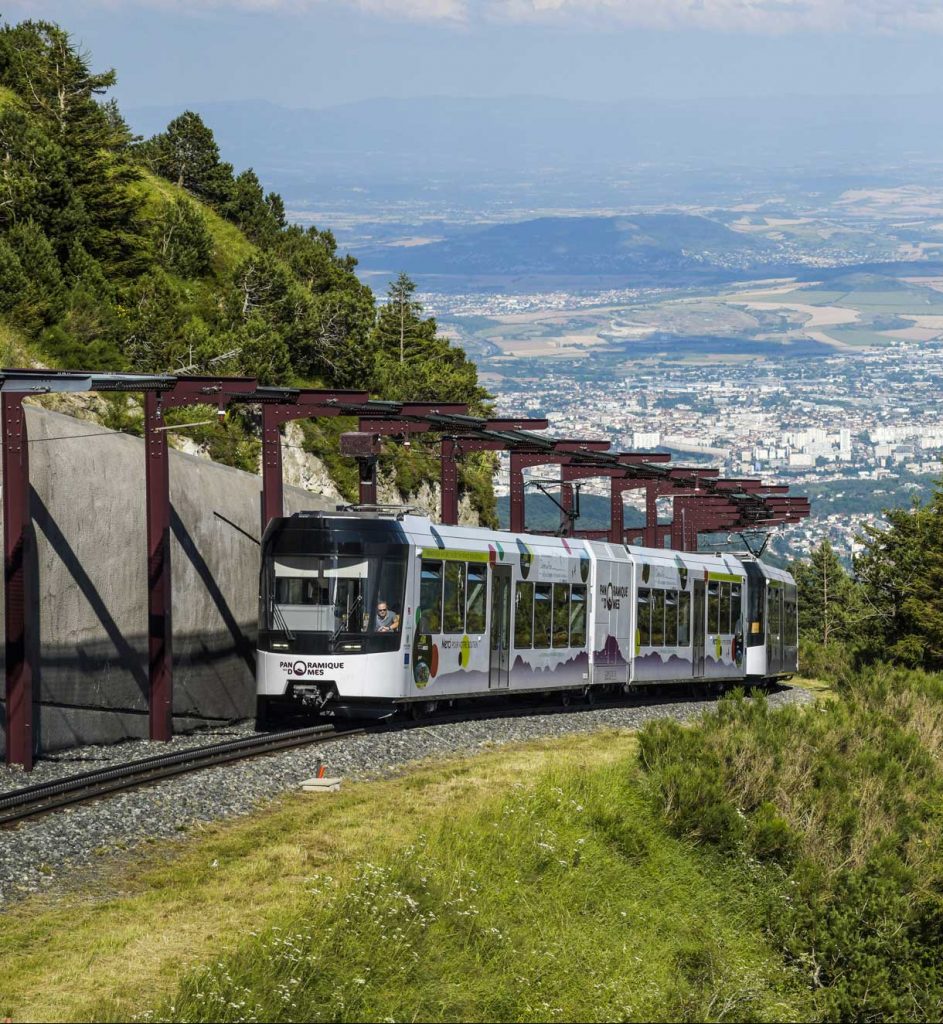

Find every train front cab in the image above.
[743,559,799,681]
[256,511,412,722]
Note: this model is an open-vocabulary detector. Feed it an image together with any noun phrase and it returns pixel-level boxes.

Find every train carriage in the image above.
[255,509,798,723]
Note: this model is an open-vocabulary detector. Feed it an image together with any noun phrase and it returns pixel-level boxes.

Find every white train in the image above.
[256,509,798,723]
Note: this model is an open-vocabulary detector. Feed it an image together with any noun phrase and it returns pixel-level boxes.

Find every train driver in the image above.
[373,598,401,633]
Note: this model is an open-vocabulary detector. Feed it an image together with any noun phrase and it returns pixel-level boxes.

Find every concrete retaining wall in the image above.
[0,408,331,756]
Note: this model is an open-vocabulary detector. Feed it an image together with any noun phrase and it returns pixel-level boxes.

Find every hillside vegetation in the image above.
[0,734,812,1023]
[0,18,495,518]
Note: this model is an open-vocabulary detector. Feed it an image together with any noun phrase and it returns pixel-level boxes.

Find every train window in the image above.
[708,582,720,634]
[747,577,765,647]
[419,561,443,633]
[570,585,587,647]
[552,584,570,647]
[443,561,467,634]
[651,589,665,646]
[637,588,651,646]
[789,601,799,641]
[768,587,782,639]
[720,583,732,634]
[665,590,679,646]
[515,582,534,648]
[731,583,742,633]
[466,564,487,634]
[533,584,552,649]
[678,591,691,646]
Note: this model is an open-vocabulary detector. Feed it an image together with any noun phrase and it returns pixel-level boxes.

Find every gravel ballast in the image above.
[0,687,814,905]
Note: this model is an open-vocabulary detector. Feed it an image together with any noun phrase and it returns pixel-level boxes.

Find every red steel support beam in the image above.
[261,403,285,532]
[258,391,369,531]
[645,481,658,548]
[359,457,378,505]
[144,390,173,742]
[440,437,458,526]
[2,393,32,768]
[144,377,257,742]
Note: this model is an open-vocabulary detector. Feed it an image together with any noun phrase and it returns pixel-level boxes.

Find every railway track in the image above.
[0,724,364,828]
[0,680,785,829]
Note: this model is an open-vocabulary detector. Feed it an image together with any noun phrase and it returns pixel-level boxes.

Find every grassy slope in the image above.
[130,170,258,281]
[0,732,811,1023]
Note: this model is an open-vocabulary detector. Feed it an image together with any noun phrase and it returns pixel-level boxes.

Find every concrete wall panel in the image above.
[0,407,332,756]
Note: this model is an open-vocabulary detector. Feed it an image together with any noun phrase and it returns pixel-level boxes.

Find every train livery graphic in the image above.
[255,509,798,722]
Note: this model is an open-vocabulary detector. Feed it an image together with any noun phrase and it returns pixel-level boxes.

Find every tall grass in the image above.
[141,760,810,1023]
[639,668,943,1022]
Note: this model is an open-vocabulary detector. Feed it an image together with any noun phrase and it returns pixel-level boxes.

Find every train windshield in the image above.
[262,552,408,636]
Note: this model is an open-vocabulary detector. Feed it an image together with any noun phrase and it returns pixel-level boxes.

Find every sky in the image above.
[5,1,943,111]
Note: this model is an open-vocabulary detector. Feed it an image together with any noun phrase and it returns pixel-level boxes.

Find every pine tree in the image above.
[153,197,212,278]
[794,539,857,647]
[143,111,234,205]
[855,485,943,668]
[376,273,425,363]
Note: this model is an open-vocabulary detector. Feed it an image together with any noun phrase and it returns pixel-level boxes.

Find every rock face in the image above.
[279,422,345,503]
[376,466,481,527]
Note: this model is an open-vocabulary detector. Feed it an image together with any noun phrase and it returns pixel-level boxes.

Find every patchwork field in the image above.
[444,270,943,367]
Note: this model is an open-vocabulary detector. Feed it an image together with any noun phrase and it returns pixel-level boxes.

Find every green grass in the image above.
[0,317,40,366]
[0,733,811,1023]
[144,747,809,1023]
[130,170,257,281]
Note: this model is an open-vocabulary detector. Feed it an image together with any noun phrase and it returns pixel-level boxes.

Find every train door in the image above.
[489,565,512,688]
[692,579,706,677]
[766,585,784,676]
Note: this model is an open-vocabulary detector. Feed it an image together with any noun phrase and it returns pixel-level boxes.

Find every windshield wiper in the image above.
[330,594,362,648]
[270,597,295,642]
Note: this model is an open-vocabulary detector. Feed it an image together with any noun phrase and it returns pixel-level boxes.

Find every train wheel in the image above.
[560,690,573,708]
[584,686,597,707]
[410,700,437,720]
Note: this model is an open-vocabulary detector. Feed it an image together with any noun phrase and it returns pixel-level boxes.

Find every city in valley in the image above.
[341,184,943,566]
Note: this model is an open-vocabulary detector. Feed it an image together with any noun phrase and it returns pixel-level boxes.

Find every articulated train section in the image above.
[256,510,798,725]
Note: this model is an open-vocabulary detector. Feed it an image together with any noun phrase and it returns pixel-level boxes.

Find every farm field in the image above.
[442,270,943,367]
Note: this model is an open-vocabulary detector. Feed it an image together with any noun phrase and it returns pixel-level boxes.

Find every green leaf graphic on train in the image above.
[516,538,533,579]
[412,609,437,687]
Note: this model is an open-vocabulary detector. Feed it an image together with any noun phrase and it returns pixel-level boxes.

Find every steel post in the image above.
[440,437,458,525]
[509,453,526,533]
[144,390,172,742]
[358,457,378,505]
[260,404,284,531]
[2,394,32,768]
[645,481,658,547]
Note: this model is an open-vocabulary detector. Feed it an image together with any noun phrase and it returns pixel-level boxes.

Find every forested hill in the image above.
[0,18,495,521]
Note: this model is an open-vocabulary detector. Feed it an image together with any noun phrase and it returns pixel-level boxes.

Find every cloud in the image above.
[489,0,943,34]
[9,0,943,32]
[4,0,468,21]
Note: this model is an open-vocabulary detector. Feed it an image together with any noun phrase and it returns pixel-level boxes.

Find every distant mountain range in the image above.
[126,94,943,200]
[352,212,770,279]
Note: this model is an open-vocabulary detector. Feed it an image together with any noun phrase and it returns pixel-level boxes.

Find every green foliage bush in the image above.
[638,672,943,1021]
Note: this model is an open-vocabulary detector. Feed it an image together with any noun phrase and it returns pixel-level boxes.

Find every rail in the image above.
[0,724,364,827]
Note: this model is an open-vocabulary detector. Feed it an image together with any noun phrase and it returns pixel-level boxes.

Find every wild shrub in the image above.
[638,670,943,1021]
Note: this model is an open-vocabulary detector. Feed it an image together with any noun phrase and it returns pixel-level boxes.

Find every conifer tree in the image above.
[153,198,212,278]
[376,272,426,363]
[143,111,233,205]
[794,539,857,647]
